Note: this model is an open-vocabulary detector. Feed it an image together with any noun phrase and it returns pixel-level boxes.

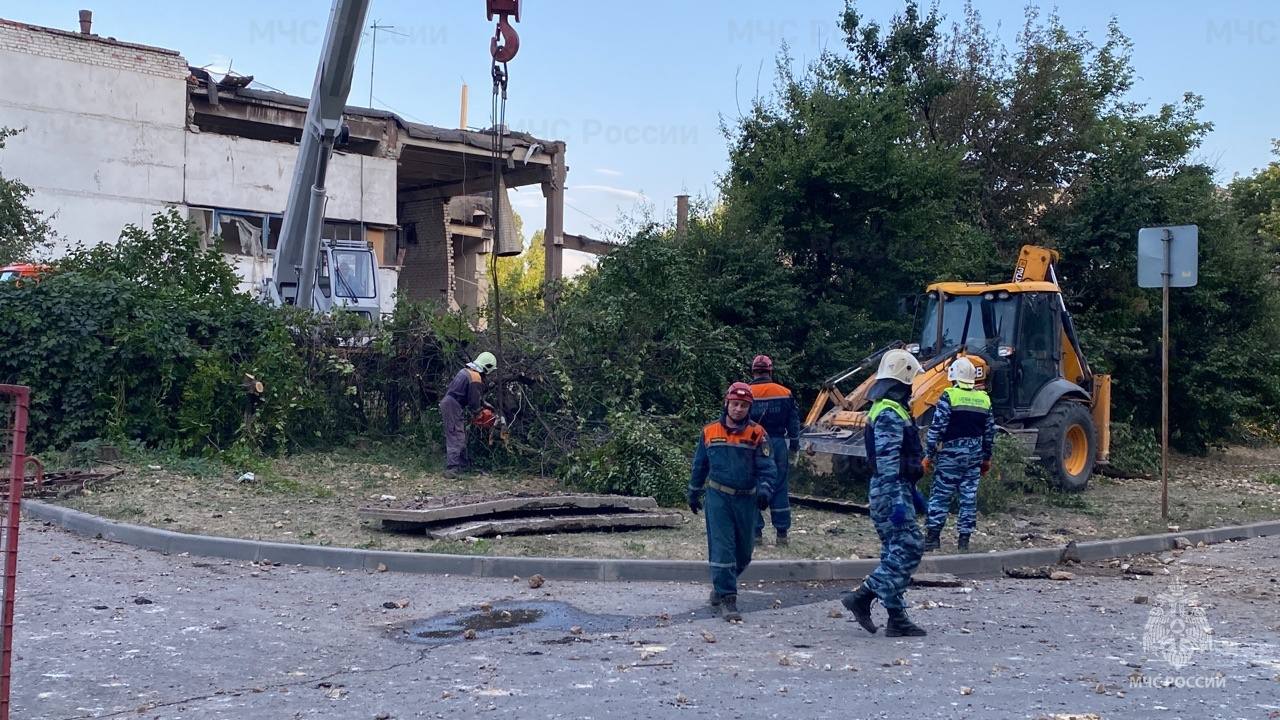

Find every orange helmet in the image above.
[725,382,754,405]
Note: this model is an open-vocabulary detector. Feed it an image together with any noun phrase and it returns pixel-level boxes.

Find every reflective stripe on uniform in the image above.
[942,386,991,411]
[869,399,909,423]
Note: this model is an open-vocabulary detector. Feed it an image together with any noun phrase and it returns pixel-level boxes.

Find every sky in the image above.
[13,1,1280,272]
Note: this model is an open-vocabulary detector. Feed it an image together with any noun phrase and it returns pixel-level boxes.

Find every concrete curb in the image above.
[24,501,1280,583]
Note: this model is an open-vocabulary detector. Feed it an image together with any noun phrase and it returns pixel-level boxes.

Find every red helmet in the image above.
[751,354,773,373]
[725,381,754,405]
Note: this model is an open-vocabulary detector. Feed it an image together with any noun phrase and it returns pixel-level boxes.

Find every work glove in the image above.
[789,438,800,453]
[980,459,992,476]
[756,489,772,511]
[921,457,934,474]
[688,492,702,515]
[911,486,928,514]
[890,501,912,527]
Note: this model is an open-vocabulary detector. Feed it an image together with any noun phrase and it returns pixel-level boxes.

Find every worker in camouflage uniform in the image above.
[923,356,996,552]
[439,351,496,478]
[747,354,802,546]
[689,382,777,622]
[841,349,928,638]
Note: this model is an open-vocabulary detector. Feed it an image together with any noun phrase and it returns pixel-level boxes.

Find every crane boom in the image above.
[267,0,375,314]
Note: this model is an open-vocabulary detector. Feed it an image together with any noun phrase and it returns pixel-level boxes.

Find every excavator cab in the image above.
[802,246,1110,491]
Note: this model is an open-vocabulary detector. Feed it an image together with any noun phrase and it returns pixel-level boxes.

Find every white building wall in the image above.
[183,133,397,224]
[0,21,188,254]
[0,19,401,310]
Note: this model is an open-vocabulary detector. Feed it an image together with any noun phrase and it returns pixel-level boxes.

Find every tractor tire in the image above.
[1031,400,1097,492]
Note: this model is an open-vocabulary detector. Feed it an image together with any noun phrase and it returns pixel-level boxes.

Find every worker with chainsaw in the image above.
[747,355,802,546]
[841,349,929,637]
[688,382,778,622]
[440,351,497,478]
[923,357,996,552]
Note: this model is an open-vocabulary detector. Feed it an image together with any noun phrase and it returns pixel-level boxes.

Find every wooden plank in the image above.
[426,512,684,540]
[357,494,659,525]
[788,493,870,516]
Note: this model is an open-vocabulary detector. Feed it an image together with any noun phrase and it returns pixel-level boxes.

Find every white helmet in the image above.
[875,349,923,385]
[948,357,977,388]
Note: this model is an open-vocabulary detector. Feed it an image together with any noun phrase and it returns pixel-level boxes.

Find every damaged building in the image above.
[0,12,584,314]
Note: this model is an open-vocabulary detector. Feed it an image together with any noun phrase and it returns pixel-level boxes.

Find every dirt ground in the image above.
[53,445,1280,560]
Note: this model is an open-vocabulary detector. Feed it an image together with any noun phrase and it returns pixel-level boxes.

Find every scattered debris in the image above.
[1173,536,1193,550]
[528,574,545,589]
[236,472,256,484]
[478,602,492,613]
[828,609,844,618]
[1049,571,1074,581]
[360,493,680,540]
[771,598,783,609]
[376,563,388,573]
[1005,566,1052,579]
[1134,595,1150,604]
[0,470,120,499]
[787,493,870,515]
[381,599,409,610]
[569,625,583,635]
[463,629,477,640]
[960,686,974,696]
[133,597,154,605]
[1060,540,1081,564]
[700,630,716,643]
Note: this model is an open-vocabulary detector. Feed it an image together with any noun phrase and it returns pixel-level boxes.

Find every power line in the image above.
[563,200,618,234]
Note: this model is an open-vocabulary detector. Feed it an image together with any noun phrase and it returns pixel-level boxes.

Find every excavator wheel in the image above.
[1031,400,1097,492]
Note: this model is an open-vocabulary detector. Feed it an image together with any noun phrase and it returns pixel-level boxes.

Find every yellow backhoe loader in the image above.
[801,246,1111,491]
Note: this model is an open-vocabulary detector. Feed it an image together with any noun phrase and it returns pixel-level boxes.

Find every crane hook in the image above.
[487,0,521,63]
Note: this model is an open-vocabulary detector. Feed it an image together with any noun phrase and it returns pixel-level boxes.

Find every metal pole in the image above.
[0,385,30,720]
[1161,229,1171,520]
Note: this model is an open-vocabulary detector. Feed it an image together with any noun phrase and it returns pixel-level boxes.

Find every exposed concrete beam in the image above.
[542,143,566,287]
[397,166,546,201]
[561,232,615,257]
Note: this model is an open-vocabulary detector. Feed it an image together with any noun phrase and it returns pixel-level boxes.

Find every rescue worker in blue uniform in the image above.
[748,355,802,546]
[689,382,778,622]
[841,349,929,637]
[923,356,996,552]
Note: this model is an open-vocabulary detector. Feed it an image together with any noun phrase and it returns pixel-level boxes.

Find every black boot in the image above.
[709,590,722,608]
[840,585,878,634]
[885,609,927,637]
[721,594,742,622]
[775,532,789,547]
[957,533,971,551]
[924,527,942,552]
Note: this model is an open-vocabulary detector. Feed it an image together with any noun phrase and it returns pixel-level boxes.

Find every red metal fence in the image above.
[0,385,30,720]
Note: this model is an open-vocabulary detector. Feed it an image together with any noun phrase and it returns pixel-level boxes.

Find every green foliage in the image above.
[0,128,52,263]
[562,413,689,506]
[1107,417,1160,477]
[977,434,1032,514]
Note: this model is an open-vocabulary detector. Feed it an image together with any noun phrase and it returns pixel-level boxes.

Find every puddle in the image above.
[395,601,634,646]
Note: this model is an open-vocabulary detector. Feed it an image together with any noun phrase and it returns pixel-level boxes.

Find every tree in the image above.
[0,128,52,264]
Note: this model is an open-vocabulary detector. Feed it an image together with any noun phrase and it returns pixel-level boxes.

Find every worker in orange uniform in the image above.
[747,355,801,546]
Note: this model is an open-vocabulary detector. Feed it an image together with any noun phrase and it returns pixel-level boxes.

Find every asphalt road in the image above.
[9,523,1280,719]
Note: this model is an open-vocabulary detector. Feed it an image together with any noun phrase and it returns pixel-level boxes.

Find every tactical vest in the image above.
[864,399,924,481]
[940,386,992,442]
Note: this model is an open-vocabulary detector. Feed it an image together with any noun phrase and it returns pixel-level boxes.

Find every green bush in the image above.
[1108,417,1160,477]
[562,413,689,507]
[976,434,1032,514]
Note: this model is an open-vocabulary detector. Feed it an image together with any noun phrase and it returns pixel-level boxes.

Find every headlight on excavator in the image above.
[906,343,920,355]
[998,345,1015,357]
